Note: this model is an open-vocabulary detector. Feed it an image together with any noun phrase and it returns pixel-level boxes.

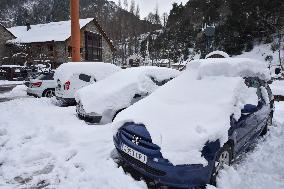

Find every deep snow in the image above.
[0,98,283,188]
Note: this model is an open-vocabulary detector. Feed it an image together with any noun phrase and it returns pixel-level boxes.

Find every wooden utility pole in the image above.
[70,0,81,62]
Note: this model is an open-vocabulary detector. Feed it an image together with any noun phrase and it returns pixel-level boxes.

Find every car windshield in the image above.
[36,72,54,80]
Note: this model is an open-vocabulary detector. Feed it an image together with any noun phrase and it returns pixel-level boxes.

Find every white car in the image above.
[75,66,180,124]
[27,72,57,98]
[54,62,121,106]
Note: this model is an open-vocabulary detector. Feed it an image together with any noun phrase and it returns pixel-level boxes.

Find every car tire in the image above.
[42,89,55,98]
[210,144,232,186]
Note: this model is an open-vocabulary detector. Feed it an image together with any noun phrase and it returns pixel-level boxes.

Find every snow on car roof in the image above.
[75,66,180,114]
[189,58,271,81]
[7,18,94,43]
[54,62,121,82]
[113,58,270,166]
[205,51,230,59]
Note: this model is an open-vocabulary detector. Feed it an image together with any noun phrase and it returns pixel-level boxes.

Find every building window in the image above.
[68,46,72,58]
[48,44,54,52]
[84,31,103,62]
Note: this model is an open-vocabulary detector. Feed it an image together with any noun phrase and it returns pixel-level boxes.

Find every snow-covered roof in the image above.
[7,18,94,43]
[205,51,230,59]
[75,66,180,114]
[54,62,121,83]
[113,58,270,166]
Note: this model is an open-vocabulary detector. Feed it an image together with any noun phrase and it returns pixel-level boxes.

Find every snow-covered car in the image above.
[75,67,180,124]
[112,58,274,188]
[54,62,121,106]
[27,72,56,98]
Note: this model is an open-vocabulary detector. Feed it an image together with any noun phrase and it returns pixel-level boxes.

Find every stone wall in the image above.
[0,25,15,65]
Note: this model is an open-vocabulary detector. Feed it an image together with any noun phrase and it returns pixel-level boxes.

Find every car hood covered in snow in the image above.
[75,66,180,114]
[113,58,270,166]
[54,62,121,83]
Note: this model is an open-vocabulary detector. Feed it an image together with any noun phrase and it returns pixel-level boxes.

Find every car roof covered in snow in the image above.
[113,58,270,166]
[54,62,121,83]
[205,51,230,59]
[7,18,94,43]
[188,58,271,81]
[75,66,180,114]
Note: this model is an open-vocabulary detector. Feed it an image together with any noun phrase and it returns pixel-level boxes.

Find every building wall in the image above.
[0,26,15,65]
[65,21,114,63]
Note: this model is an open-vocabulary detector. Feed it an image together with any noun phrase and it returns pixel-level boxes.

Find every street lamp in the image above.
[70,0,81,62]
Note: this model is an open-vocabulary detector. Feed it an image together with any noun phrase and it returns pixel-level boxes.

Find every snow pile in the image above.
[7,18,94,43]
[205,51,230,59]
[0,98,147,189]
[189,58,271,81]
[75,67,180,114]
[270,80,284,96]
[0,85,27,98]
[114,58,269,165]
[54,62,121,83]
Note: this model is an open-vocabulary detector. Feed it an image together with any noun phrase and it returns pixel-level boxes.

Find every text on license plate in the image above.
[121,144,147,164]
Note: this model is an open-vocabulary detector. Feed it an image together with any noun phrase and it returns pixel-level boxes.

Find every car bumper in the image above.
[113,136,214,188]
[56,97,76,106]
[77,112,103,124]
[27,88,43,98]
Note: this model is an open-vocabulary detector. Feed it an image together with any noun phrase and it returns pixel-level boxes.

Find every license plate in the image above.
[121,144,147,164]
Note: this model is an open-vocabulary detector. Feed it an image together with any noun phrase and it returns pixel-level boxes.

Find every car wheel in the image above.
[43,89,55,98]
[210,144,232,186]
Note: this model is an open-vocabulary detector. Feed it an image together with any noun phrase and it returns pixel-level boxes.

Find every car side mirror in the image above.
[241,104,258,115]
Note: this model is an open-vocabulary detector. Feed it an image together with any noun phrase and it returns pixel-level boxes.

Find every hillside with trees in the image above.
[142,0,284,63]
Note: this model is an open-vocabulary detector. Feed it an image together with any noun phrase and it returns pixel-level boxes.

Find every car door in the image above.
[252,81,271,137]
[234,78,260,152]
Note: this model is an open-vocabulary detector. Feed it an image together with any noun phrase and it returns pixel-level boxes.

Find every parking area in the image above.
[0,96,283,189]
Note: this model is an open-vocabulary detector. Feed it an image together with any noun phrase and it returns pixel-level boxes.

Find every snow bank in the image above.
[205,51,230,59]
[54,62,121,83]
[0,98,147,189]
[0,85,27,98]
[270,80,284,96]
[75,67,180,114]
[114,58,270,165]
[188,58,271,81]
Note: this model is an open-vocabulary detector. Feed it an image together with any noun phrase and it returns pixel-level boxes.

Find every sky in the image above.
[111,0,188,19]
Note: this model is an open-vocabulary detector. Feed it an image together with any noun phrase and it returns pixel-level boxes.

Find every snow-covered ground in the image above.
[0,98,147,189]
[0,97,283,188]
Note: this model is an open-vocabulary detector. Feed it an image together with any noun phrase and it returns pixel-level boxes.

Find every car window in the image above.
[36,73,54,80]
[150,77,173,86]
[79,74,91,82]
[244,78,264,105]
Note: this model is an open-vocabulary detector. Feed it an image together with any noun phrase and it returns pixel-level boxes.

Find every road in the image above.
[0,84,18,102]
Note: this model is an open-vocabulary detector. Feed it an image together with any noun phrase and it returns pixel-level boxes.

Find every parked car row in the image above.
[25,58,274,188]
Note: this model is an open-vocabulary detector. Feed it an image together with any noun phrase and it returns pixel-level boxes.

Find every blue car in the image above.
[112,58,274,188]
